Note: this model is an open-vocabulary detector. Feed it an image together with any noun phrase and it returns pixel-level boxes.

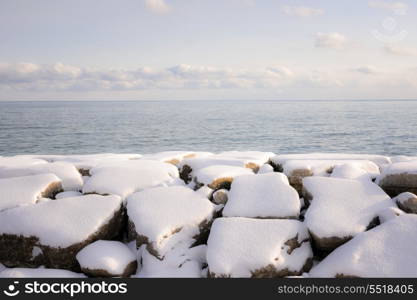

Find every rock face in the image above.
[222,173,300,219]
[377,161,417,197]
[126,186,216,259]
[76,240,137,277]
[303,177,394,252]
[310,215,417,277]
[0,174,62,211]
[206,217,313,278]
[0,195,123,270]
[393,192,417,214]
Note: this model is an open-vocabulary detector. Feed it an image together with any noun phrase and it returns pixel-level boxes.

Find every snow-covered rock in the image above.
[140,151,202,165]
[55,191,83,199]
[310,215,417,277]
[377,207,405,223]
[258,164,274,174]
[377,160,417,196]
[222,173,300,219]
[330,163,372,181]
[0,267,86,278]
[193,165,253,190]
[83,160,179,200]
[0,174,62,211]
[393,192,417,214]
[127,186,216,258]
[0,161,83,191]
[212,189,228,205]
[303,177,394,251]
[76,240,137,277]
[0,195,123,270]
[206,217,313,278]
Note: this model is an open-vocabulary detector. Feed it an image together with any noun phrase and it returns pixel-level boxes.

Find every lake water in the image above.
[0,100,416,156]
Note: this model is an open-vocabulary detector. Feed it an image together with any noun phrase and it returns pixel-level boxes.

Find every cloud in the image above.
[368,1,408,15]
[282,5,324,17]
[384,44,417,56]
[315,32,349,50]
[352,66,380,75]
[144,0,171,14]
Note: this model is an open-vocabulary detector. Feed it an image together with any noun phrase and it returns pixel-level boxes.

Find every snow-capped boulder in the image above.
[206,217,313,278]
[393,192,417,214]
[0,174,62,211]
[140,151,201,165]
[0,267,86,278]
[258,164,274,174]
[193,165,253,190]
[83,160,179,200]
[310,215,417,277]
[222,173,300,219]
[0,161,83,191]
[76,240,137,277]
[377,207,405,224]
[303,177,394,251]
[0,195,123,270]
[126,186,216,259]
[55,191,83,199]
[330,163,372,181]
[377,160,417,196]
[212,189,228,205]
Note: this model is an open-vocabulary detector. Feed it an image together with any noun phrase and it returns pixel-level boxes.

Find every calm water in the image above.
[0,100,416,156]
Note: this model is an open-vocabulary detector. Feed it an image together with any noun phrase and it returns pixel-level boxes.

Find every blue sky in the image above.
[0,0,416,100]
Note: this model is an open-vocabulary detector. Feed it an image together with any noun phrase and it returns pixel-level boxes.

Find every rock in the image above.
[310,215,417,277]
[0,195,124,270]
[0,174,62,211]
[257,164,274,174]
[193,165,253,190]
[222,173,300,219]
[393,192,417,214]
[126,186,216,259]
[206,217,313,278]
[212,189,228,205]
[83,160,179,200]
[0,267,86,278]
[377,160,417,197]
[303,177,394,252]
[76,240,137,277]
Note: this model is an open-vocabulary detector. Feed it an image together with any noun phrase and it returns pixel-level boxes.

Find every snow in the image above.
[76,240,136,276]
[310,214,417,277]
[83,160,179,199]
[377,207,405,223]
[393,192,417,204]
[377,160,417,179]
[55,191,82,199]
[194,165,253,186]
[390,156,417,163]
[195,185,214,199]
[0,194,122,247]
[127,186,216,258]
[0,268,85,278]
[0,174,61,211]
[206,217,312,278]
[271,153,391,168]
[140,151,199,164]
[0,161,83,191]
[258,164,274,174]
[136,244,207,278]
[222,173,300,219]
[281,160,380,178]
[216,151,275,166]
[303,177,394,239]
[330,163,372,181]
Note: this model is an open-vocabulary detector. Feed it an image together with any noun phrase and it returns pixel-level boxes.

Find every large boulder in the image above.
[0,195,123,270]
[83,160,179,200]
[393,192,417,214]
[0,174,62,211]
[222,173,300,219]
[193,165,253,190]
[206,217,313,278]
[377,160,417,197]
[303,177,394,252]
[310,214,417,277]
[76,240,137,277]
[126,186,216,259]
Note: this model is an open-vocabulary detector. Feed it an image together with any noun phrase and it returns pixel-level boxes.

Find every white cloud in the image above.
[282,5,324,17]
[315,32,349,50]
[145,0,171,14]
[384,44,417,56]
[368,1,408,15]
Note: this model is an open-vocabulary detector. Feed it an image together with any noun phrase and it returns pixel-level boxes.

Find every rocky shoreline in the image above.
[0,151,417,278]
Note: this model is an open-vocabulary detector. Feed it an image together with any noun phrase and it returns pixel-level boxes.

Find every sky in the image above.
[0,0,416,101]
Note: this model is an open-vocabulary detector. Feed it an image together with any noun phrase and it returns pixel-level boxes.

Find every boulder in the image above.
[126,186,216,259]
[222,173,300,219]
[0,267,85,278]
[212,189,228,205]
[377,161,417,197]
[193,165,253,190]
[206,217,313,278]
[393,192,417,214]
[76,240,137,277]
[0,195,123,270]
